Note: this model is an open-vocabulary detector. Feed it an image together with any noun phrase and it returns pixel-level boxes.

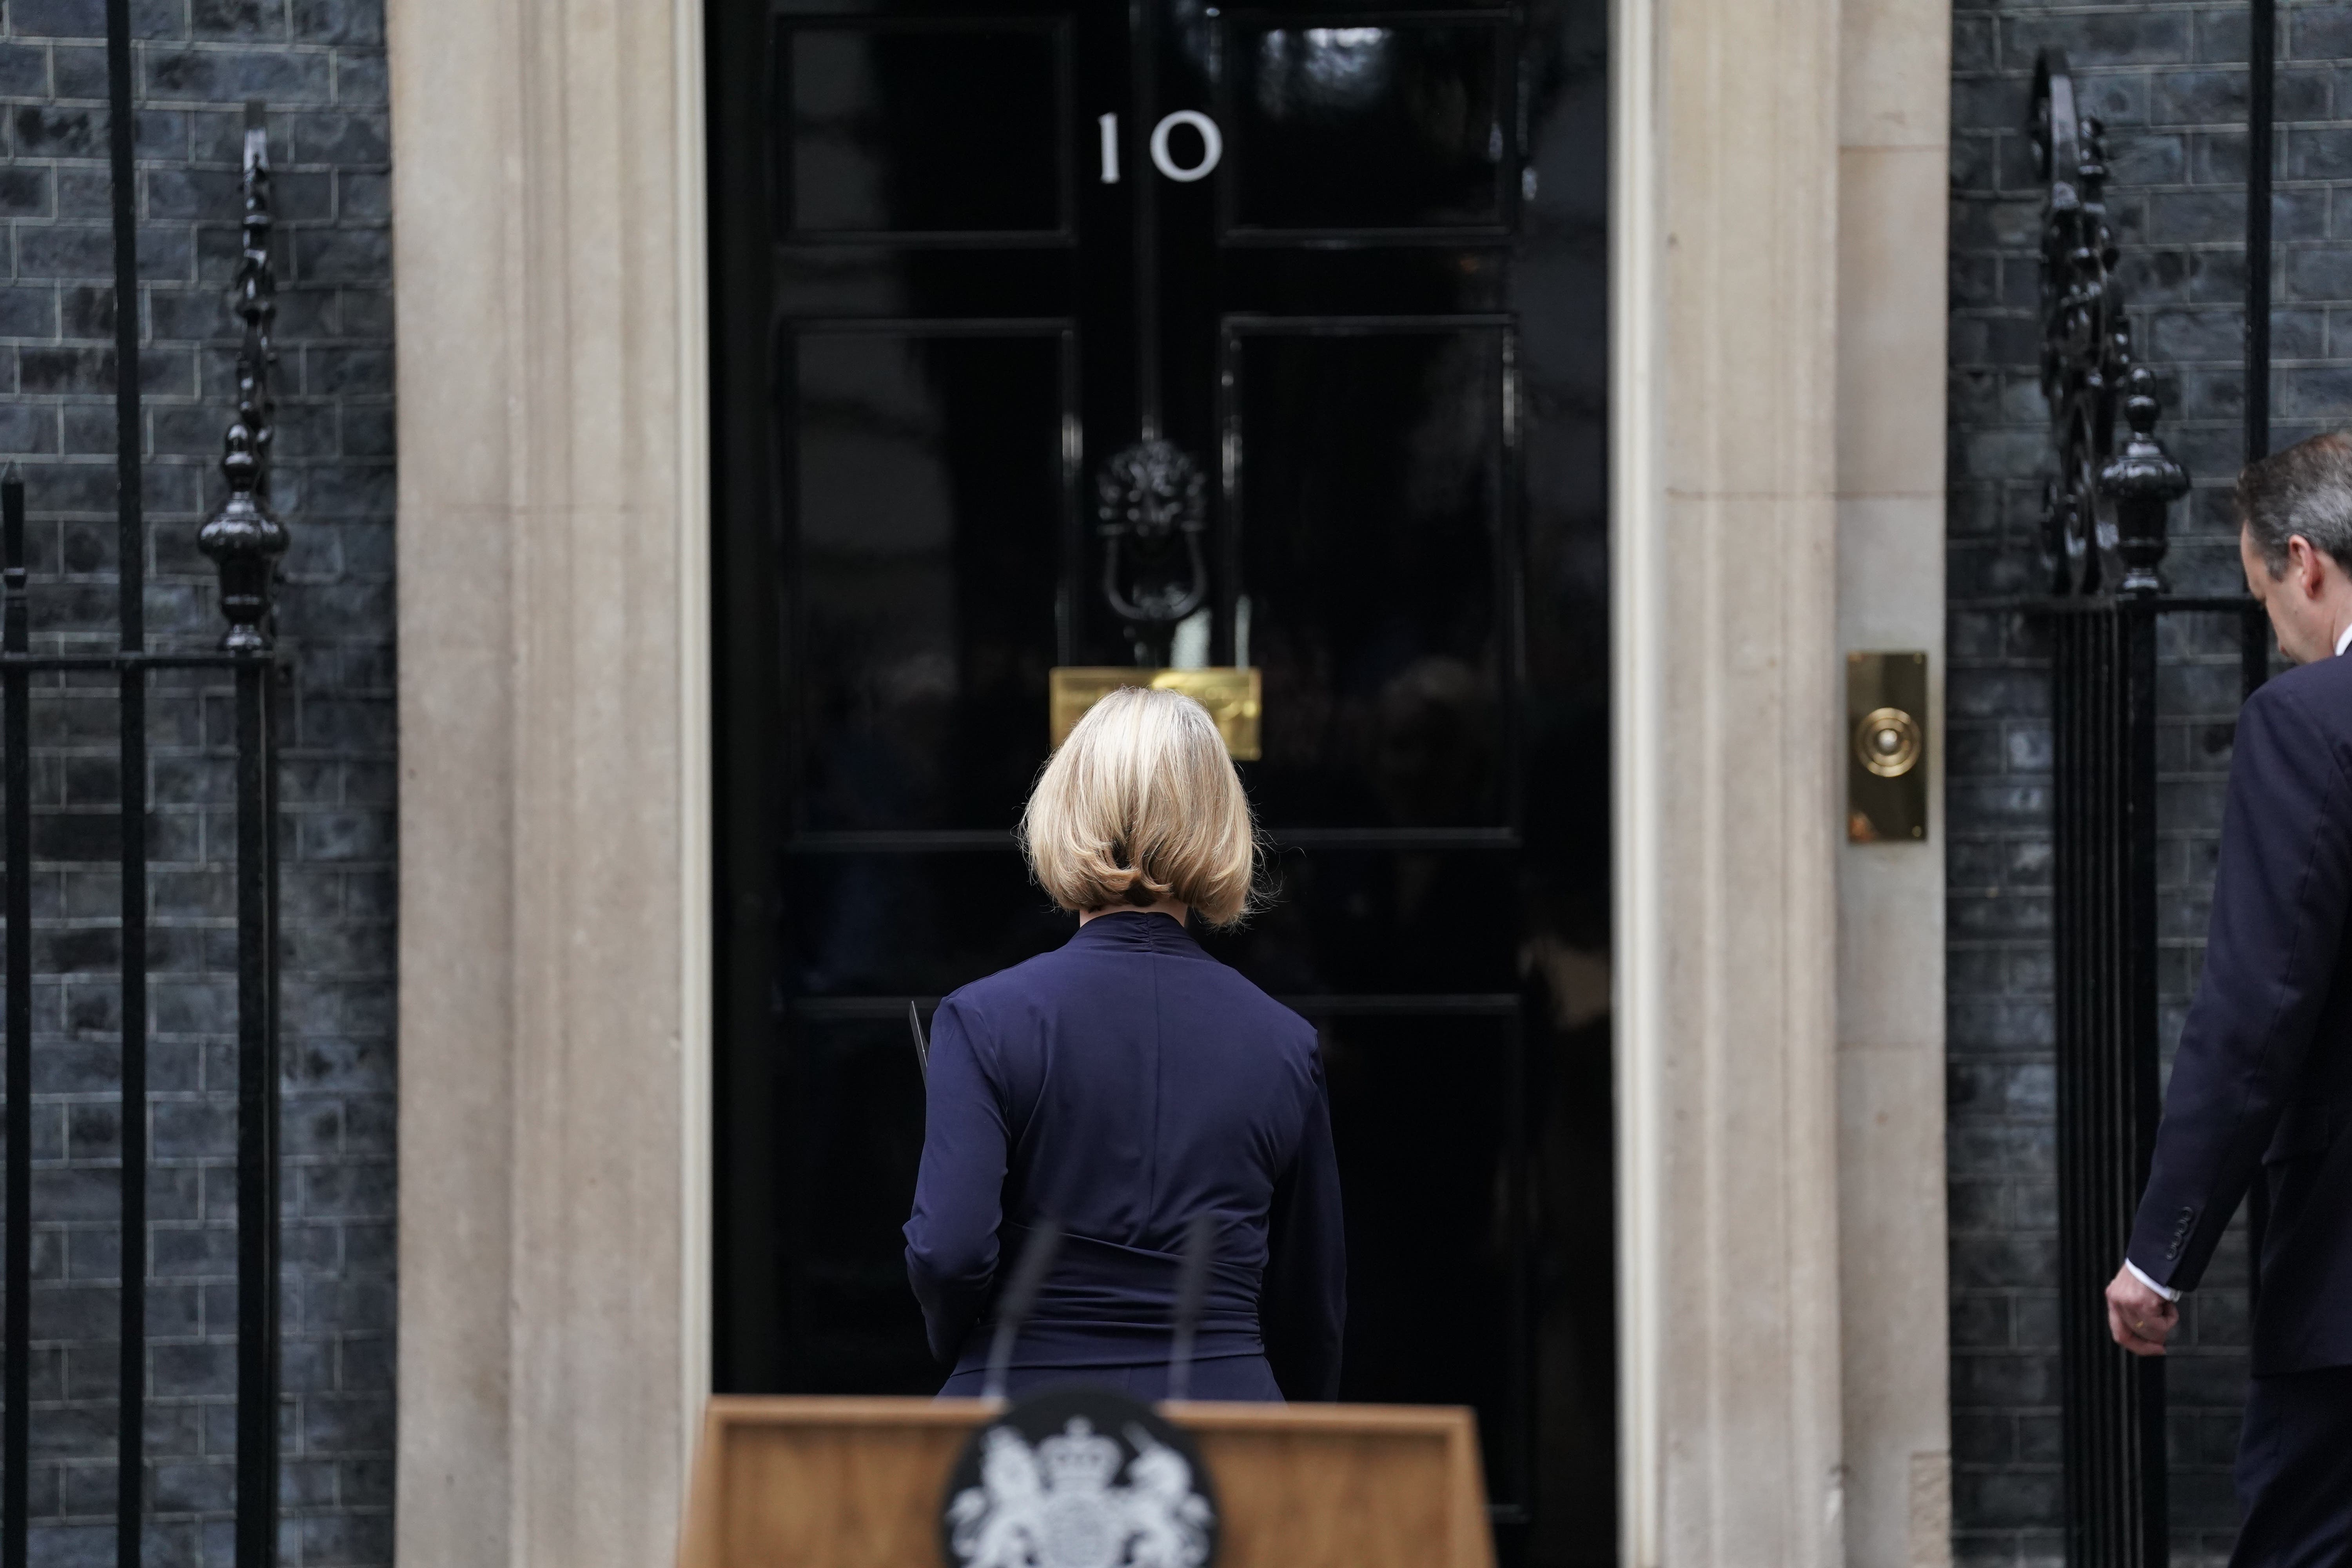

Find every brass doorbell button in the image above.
[1847,652,1929,842]
[1856,706,1923,778]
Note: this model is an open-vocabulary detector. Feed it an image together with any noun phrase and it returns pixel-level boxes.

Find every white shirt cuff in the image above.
[2125,1259,2181,1302]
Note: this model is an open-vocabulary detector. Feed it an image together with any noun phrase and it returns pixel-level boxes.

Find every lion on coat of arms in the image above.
[946,1416,1214,1568]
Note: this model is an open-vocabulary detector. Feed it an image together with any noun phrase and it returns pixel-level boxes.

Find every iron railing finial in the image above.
[198,100,287,653]
[2103,366,2191,599]
[2034,54,2189,601]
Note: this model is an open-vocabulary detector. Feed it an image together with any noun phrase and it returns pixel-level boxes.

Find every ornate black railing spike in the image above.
[2033,53,2190,600]
[199,100,288,653]
[1096,437,1210,666]
[2029,50,2218,1568]
[2104,367,2190,598]
[4,81,292,1568]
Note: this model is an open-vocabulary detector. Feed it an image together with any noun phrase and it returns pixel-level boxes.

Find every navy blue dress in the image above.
[904,910,1345,1401]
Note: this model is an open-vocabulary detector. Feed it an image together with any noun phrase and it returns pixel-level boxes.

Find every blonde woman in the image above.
[904,686,1345,1401]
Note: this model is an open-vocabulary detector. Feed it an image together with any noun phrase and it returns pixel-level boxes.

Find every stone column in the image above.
[1835,0,1955,1563]
[388,0,713,1563]
[1612,0,1848,1561]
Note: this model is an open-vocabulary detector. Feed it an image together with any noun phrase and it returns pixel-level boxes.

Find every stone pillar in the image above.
[387,0,713,1563]
[1835,0,1955,1563]
[1611,0,1848,1561]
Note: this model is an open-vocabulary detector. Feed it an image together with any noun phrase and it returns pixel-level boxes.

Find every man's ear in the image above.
[2292,535,2329,598]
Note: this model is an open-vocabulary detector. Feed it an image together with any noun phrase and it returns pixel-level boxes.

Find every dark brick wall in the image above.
[0,1,392,1564]
[1948,3,2352,1564]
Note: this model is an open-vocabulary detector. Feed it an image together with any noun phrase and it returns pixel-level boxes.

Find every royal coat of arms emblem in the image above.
[940,1390,1220,1568]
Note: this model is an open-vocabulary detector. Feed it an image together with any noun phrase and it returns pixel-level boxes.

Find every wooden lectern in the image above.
[679,1396,1495,1568]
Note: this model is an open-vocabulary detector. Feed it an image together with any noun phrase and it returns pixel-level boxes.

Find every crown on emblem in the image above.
[1037,1418,1123,1490]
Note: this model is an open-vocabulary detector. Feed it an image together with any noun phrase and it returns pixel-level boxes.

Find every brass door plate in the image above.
[1049,667,1263,760]
[1847,651,1928,843]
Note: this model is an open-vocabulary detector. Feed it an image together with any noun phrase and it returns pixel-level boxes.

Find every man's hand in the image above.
[2105,1264,2180,1357]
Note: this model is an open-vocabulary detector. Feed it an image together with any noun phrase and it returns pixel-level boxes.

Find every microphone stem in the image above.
[1166,1212,1216,1405]
[982,1219,1063,1404]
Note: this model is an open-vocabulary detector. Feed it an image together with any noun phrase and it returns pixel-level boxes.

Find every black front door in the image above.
[707,2,1613,1559]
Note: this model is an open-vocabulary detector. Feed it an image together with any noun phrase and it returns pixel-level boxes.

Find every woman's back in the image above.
[904,909,1345,1399]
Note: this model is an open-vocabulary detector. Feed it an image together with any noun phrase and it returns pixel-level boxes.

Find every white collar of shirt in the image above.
[2337,622,2352,658]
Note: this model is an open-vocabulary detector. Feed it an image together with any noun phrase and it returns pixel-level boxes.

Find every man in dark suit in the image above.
[2107,431,2352,1567]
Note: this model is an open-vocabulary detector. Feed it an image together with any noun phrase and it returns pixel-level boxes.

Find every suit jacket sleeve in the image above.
[1261,1051,1346,1400]
[2127,680,2352,1291]
[904,997,1009,1365]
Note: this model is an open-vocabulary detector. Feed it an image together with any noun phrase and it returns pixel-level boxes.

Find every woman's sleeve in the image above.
[1261,1049,1346,1400]
[903,997,1009,1366]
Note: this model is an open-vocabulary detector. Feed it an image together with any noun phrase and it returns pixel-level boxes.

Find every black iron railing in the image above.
[0,19,289,1564]
[2027,49,2271,1568]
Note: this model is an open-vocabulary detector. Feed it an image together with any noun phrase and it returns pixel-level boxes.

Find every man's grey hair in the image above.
[2238,430,2352,575]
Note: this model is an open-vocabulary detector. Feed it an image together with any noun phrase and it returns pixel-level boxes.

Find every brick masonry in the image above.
[10,0,2347,1563]
[1948,3,2352,1563]
[0,1,392,1564]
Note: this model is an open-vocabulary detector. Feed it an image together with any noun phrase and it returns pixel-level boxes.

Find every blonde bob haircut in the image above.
[1021,685,1263,927]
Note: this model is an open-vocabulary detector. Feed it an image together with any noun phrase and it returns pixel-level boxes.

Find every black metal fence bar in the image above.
[105,0,151,1558]
[233,662,281,1568]
[208,98,290,1568]
[2032,19,2290,1556]
[2049,604,2169,1568]
[0,656,258,671]
[0,68,288,1568]
[2030,48,2205,1568]
[2248,0,2275,471]
[2242,0,2281,1329]
[3,468,28,1568]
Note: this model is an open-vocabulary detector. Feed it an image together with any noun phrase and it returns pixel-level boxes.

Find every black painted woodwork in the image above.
[708,5,1613,1559]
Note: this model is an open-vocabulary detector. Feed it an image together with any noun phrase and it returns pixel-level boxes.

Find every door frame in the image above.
[385,0,1953,1565]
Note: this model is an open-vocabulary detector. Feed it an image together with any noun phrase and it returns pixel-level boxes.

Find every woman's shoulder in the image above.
[942,939,1318,1053]
[935,947,1067,1020]
[1174,958,1323,1077]
[933,940,1114,1034]
[1205,964,1318,1044]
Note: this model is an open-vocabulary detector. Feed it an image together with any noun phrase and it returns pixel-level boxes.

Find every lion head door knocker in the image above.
[940,1387,1220,1568]
[1096,438,1211,667]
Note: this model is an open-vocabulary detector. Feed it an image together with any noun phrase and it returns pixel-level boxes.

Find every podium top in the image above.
[681,1396,1495,1568]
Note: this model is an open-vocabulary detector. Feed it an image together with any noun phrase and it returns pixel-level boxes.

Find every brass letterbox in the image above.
[1048,667,1262,760]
